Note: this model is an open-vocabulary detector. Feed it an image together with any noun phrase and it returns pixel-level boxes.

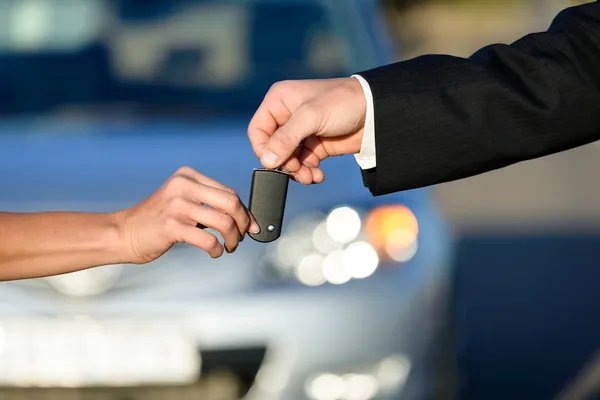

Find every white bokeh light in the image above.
[312,222,343,254]
[322,250,352,285]
[376,354,412,390]
[326,207,362,244]
[276,235,313,269]
[307,373,345,400]
[275,237,296,267]
[0,325,5,357]
[255,363,290,394]
[341,374,379,400]
[46,264,123,297]
[295,254,326,287]
[343,242,379,279]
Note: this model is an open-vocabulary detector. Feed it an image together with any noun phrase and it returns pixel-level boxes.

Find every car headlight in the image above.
[258,204,419,287]
[304,354,412,400]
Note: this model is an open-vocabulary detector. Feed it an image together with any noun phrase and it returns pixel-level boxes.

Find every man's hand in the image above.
[115,167,259,263]
[248,78,367,184]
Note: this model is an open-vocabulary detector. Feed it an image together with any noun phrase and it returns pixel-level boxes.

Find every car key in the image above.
[248,168,290,243]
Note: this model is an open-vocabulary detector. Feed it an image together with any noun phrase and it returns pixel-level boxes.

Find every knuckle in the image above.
[225,194,242,211]
[269,80,287,93]
[176,166,193,175]
[221,216,236,233]
[166,175,187,192]
[167,196,185,210]
[166,200,187,220]
[204,235,220,250]
[220,186,237,196]
[164,217,179,233]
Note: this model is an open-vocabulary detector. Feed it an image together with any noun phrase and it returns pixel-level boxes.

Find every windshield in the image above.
[0,0,351,118]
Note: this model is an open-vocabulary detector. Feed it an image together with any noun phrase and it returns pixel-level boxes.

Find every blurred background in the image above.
[0,0,599,399]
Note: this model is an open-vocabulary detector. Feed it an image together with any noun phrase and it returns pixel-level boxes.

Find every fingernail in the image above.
[250,222,261,234]
[261,150,279,168]
[291,173,304,184]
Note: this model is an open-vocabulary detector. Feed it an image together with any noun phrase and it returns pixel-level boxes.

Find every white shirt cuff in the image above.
[352,74,377,169]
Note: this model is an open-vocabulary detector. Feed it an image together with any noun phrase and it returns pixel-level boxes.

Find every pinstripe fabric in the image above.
[358,2,600,196]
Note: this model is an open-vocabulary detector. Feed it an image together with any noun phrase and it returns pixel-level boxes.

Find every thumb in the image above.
[260,104,321,169]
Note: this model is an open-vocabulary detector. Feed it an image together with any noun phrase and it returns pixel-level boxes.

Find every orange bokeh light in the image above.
[364,205,419,254]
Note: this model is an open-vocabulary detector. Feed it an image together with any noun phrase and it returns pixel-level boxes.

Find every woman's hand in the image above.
[115,166,259,264]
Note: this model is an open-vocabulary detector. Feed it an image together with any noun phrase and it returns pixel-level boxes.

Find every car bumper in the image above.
[0,262,451,400]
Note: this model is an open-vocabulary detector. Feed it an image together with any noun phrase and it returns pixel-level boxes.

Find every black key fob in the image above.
[248,168,290,243]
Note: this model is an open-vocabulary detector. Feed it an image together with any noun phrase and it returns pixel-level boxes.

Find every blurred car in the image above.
[0,0,455,399]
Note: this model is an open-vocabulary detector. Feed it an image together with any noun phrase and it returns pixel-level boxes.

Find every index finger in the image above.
[248,103,277,159]
[183,182,255,236]
[248,93,293,160]
[174,166,235,194]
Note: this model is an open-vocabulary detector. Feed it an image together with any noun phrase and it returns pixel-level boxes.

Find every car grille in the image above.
[0,346,267,400]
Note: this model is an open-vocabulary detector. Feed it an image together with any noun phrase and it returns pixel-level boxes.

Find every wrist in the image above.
[347,76,368,129]
[350,75,376,166]
[107,210,134,264]
[336,77,367,155]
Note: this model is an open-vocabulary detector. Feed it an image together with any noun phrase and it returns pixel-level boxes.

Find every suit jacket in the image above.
[357,1,600,196]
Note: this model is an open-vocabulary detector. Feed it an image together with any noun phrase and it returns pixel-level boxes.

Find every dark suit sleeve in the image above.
[357,2,600,196]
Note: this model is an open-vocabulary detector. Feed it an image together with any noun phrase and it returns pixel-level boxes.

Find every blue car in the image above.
[0,0,455,399]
